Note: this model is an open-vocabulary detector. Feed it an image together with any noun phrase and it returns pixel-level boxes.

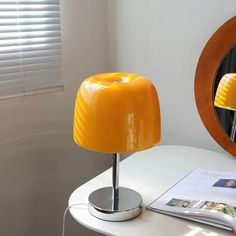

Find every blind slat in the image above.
[0,30,61,40]
[0,17,60,26]
[0,5,59,11]
[0,24,61,33]
[0,61,61,76]
[0,0,59,4]
[0,42,61,53]
[0,36,61,46]
[0,55,61,67]
[0,49,61,60]
[0,12,60,19]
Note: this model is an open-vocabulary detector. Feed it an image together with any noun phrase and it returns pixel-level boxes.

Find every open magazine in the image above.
[147,168,236,232]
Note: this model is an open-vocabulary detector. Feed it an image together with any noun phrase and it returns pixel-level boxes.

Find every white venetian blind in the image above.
[0,0,63,99]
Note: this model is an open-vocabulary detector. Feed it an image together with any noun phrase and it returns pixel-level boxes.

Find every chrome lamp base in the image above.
[88,186,143,221]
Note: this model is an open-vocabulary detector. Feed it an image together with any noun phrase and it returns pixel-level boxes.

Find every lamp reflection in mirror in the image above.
[214,73,236,141]
[73,73,161,221]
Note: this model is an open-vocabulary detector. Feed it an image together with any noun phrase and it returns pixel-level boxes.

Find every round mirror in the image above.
[214,45,236,143]
[195,16,236,157]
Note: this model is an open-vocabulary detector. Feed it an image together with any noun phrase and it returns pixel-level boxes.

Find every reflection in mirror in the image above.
[214,44,236,143]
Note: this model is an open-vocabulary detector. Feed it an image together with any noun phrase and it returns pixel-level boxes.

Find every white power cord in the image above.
[62,203,88,236]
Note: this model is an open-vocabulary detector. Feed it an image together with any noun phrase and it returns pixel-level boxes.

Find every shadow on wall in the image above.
[0,130,110,236]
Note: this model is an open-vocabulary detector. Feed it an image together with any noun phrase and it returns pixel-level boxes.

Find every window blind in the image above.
[0,0,63,99]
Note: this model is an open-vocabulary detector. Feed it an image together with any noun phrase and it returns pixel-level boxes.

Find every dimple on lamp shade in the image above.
[214,73,236,141]
[74,73,161,221]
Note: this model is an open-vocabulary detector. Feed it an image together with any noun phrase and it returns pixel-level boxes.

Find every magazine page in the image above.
[148,168,236,231]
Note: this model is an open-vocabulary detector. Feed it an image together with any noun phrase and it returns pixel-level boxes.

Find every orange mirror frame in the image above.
[195,16,236,157]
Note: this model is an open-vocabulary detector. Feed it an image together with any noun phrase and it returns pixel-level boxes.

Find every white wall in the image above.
[0,1,109,236]
[107,0,236,153]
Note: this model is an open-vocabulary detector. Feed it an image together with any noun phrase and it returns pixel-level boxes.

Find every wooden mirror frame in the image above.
[195,16,236,157]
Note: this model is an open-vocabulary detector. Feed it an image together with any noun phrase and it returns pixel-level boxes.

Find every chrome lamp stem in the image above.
[231,111,236,142]
[112,153,120,210]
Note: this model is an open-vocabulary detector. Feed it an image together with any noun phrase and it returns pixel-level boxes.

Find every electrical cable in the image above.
[62,203,88,236]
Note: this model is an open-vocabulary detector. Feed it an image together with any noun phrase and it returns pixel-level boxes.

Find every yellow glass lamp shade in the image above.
[214,73,236,111]
[73,73,161,153]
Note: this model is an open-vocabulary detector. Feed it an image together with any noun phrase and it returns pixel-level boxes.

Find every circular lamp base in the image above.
[88,187,142,222]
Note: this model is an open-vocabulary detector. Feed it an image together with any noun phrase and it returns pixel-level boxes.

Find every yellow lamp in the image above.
[74,72,161,221]
[214,73,236,141]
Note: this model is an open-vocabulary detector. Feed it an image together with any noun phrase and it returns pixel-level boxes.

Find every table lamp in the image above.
[73,73,161,221]
[214,73,236,141]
